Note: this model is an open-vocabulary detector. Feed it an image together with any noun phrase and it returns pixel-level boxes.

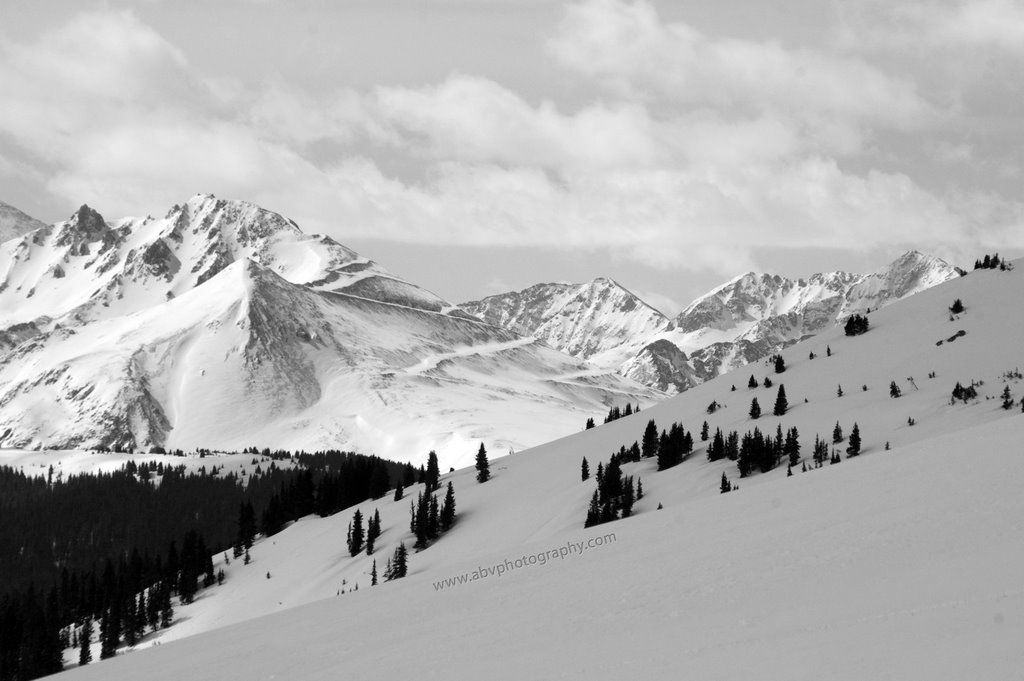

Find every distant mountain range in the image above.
[0,195,961,461]
[460,251,962,393]
[0,196,656,465]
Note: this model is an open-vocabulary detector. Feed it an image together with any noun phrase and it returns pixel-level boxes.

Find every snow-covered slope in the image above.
[0,196,656,464]
[465,251,961,394]
[0,200,46,246]
[56,259,1024,680]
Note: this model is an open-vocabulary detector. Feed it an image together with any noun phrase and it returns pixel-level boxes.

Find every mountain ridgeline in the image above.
[0,194,960,462]
[458,251,961,394]
[0,195,656,464]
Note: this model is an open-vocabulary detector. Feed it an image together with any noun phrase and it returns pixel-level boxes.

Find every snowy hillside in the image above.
[53,256,1024,680]
[0,200,46,246]
[466,251,961,394]
[0,195,657,465]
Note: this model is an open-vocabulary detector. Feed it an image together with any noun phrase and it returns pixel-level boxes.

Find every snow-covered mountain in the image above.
[459,278,671,360]
[54,258,1024,681]
[660,250,963,382]
[0,200,46,245]
[464,251,961,394]
[0,195,656,465]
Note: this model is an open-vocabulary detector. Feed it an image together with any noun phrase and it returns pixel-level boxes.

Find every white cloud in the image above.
[0,5,1019,284]
[0,10,199,160]
[547,0,935,129]
[901,0,1024,55]
[375,75,660,169]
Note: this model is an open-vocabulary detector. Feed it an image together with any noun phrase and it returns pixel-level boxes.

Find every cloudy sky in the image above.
[2,0,1022,312]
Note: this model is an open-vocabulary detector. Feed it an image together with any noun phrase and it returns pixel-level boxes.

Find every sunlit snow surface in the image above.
[48,262,1024,680]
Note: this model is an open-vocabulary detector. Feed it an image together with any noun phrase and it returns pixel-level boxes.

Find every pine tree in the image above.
[773,354,786,373]
[837,384,843,397]
[1001,385,1014,410]
[440,481,456,531]
[348,510,364,556]
[636,478,643,500]
[584,491,601,528]
[749,397,761,419]
[785,426,800,467]
[135,592,147,642]
[726,430,739,461]
[832,421,844,443]
[241,501,256,549]
[159,583,173,628]
[394,542,408,578]
[773,384,788,416]
[366,509,380,555]
[371,560,378,586]
[475,443,490,483]
[826,345,832,357]
[748,374,758,389]
[79,618,93,666]
[845,314,869,336]
[720,472,732,494]
[393,481,404,502]
[620,477,635,518]
[412,493,428,548]
[641,419,659,458]
[100,601,119,659]
[812,435,827,467]
[581,457,590,481]
[585,417,595,430]
[425,451,440,493]
[846,423,862,457]
[427,493,440,540]
[763,376,773,388]
[700,420,709,441]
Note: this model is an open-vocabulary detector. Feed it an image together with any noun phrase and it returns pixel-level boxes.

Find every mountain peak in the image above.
[0,200,48,244]
[459,279,670,360]
[70,204,107,233]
